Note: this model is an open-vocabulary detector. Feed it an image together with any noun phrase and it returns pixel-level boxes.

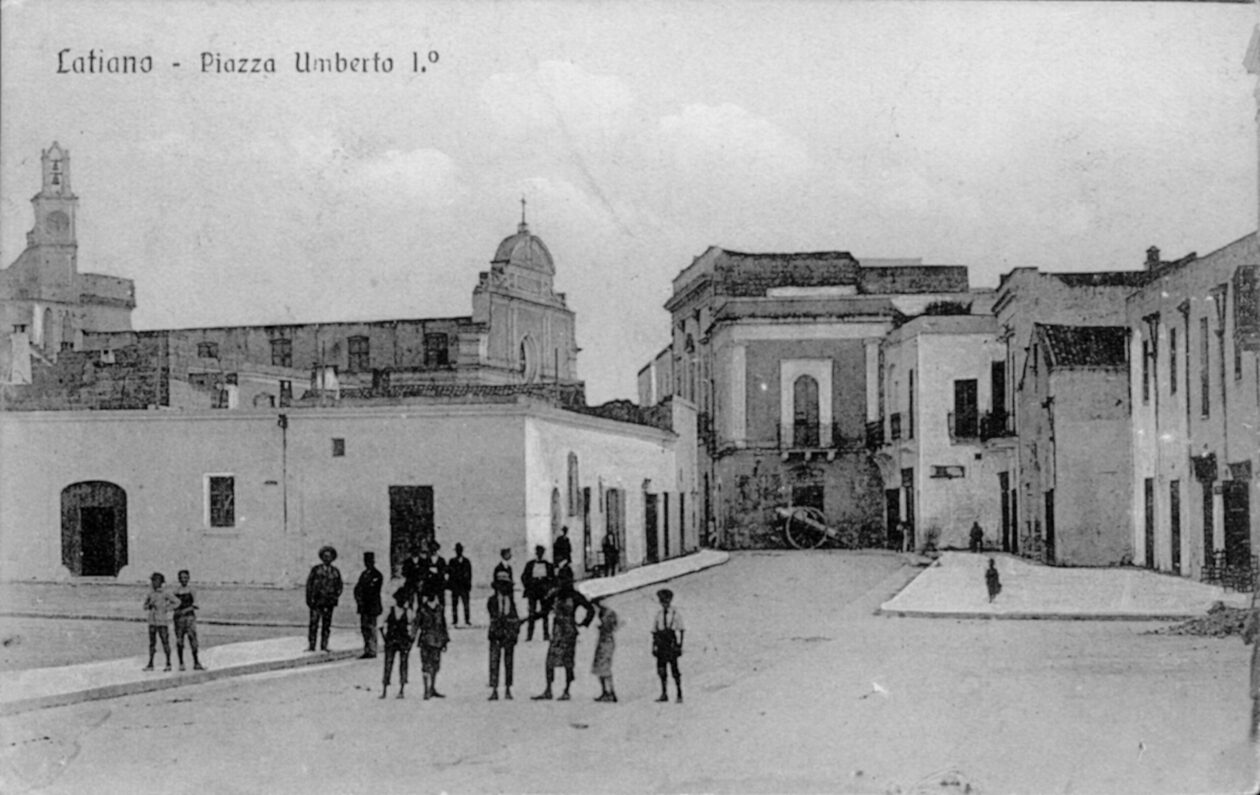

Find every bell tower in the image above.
[29,142,78,254]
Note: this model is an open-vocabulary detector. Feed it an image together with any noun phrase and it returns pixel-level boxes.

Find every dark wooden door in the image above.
[1044,489,1056,563]
[645,493,659,564]
[1144,478,1156,568]
[1224,481,1252,568]
[389,486,433,579]
[1170,480,1182,574]
[80,507,117,576]
[999,472,1011,552]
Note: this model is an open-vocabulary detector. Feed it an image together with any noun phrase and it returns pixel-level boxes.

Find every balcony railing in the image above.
[979,410,1014,441]
[865,419,884,449]
[889,412,902,441]
[776,422,864,452]
[948,411,980,441]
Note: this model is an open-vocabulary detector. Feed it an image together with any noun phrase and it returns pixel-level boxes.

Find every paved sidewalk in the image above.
[0,549,728,716]
[879,551,1252,619]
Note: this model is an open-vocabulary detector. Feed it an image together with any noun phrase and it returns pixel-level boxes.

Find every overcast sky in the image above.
[2,1,1256,403]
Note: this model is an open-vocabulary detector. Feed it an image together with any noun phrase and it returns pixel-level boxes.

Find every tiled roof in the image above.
[1036,324,1128,369]
[1049,272,1153,288]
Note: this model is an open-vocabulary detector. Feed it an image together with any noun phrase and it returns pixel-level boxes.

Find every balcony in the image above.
[865,419,884,449]
[948,411,980,441]
[776,422,864,458]
[979,410,1014,441]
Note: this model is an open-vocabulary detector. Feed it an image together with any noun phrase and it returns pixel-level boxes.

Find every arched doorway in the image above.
[61,481,128,576]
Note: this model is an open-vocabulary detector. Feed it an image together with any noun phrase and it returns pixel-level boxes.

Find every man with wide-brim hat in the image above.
[305,545,343,652]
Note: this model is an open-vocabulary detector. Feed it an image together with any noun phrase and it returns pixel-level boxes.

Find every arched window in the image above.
[551,487,562,538]
[793,375,819,447]
[567,452,580,516]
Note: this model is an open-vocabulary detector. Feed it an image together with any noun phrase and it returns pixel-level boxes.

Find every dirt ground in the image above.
[1,551,1256,794]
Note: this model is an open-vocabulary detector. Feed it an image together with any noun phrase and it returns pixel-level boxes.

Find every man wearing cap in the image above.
[486,569,521,700]
[353,551,384,658]
[521,545,555,641]
[652,588,685,703]
[306,545,343,652]
[493,547,514,588]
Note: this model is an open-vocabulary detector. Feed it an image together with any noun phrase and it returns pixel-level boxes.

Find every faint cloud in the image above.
[657,103,810,177]
[480,60,634,144]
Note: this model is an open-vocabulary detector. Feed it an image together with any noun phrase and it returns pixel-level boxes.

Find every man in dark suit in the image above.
[447,543,473,627]
[553,526,572,568]
[353,551,384,658]
[486,570,521,700]
[521,545,555,641]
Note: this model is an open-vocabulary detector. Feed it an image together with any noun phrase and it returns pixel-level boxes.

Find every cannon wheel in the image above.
[784,506,829,549]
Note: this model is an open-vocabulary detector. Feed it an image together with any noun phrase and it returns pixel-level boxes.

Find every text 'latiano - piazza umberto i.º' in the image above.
[56,49,441,74]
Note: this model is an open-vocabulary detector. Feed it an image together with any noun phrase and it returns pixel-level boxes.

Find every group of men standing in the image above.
[302,527,683,705]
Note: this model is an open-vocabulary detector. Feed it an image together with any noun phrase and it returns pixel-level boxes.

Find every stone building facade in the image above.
[874,313,1012,552]
[647,245,973,549]
[1128,234,1259,580]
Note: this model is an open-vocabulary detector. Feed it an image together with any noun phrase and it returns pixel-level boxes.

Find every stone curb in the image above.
[0,649,359,717]
[876,609,1200,622]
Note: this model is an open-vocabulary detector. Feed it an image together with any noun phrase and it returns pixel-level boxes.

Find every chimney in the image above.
[1146,246,1161,271]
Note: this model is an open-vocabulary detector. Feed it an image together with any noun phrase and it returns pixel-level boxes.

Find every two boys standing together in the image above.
[142,569,205,672]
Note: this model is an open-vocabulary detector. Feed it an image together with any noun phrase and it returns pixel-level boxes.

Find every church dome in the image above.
[492,213,554,274]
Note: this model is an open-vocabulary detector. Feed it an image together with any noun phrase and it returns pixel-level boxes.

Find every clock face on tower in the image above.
[45,211,69,236]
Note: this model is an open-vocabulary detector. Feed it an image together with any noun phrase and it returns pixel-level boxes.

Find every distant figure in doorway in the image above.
[530,567,593,700]
[522,545,555,641]
[172,569,205,671]
[143,572,179,672]
[448,543,473,627]
[429,540,449,608]
[354,551,384,658]
[380,589,414,699]
[591,597,620,702]
[969,521,985,553]
[553,526,572,568]
[305,545,343,652]
[493,547,514,589]
[416,582,449,699]
[1242,591,1260,741]
[652,588,685,703]
[401,544,427,607]
[900,521,915,553]
[602,532,619,578]
[486,569,521,701]
[985,558,1002,603]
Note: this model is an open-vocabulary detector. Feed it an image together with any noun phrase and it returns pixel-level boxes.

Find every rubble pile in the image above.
[1147,601,1254,638]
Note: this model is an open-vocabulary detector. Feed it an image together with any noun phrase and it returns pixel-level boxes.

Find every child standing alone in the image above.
[985,558,1002,603]
[143,572,179,672]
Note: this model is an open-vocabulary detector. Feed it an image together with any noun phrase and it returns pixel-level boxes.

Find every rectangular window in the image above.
[930,465,966,479]
[332,438,345,457]
[1169,328,1177,395]
[1200,317,1210,418]
[197,341,219,359]
[953,378,979,438]
[1141,338,1150,404]
[347,336,370,373]
[424,333,450,367]
[907,369,915,439]
[270,337,292,368]
[207,475,235,528]
[1235,336,1243,381]
[279,380,292,408]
